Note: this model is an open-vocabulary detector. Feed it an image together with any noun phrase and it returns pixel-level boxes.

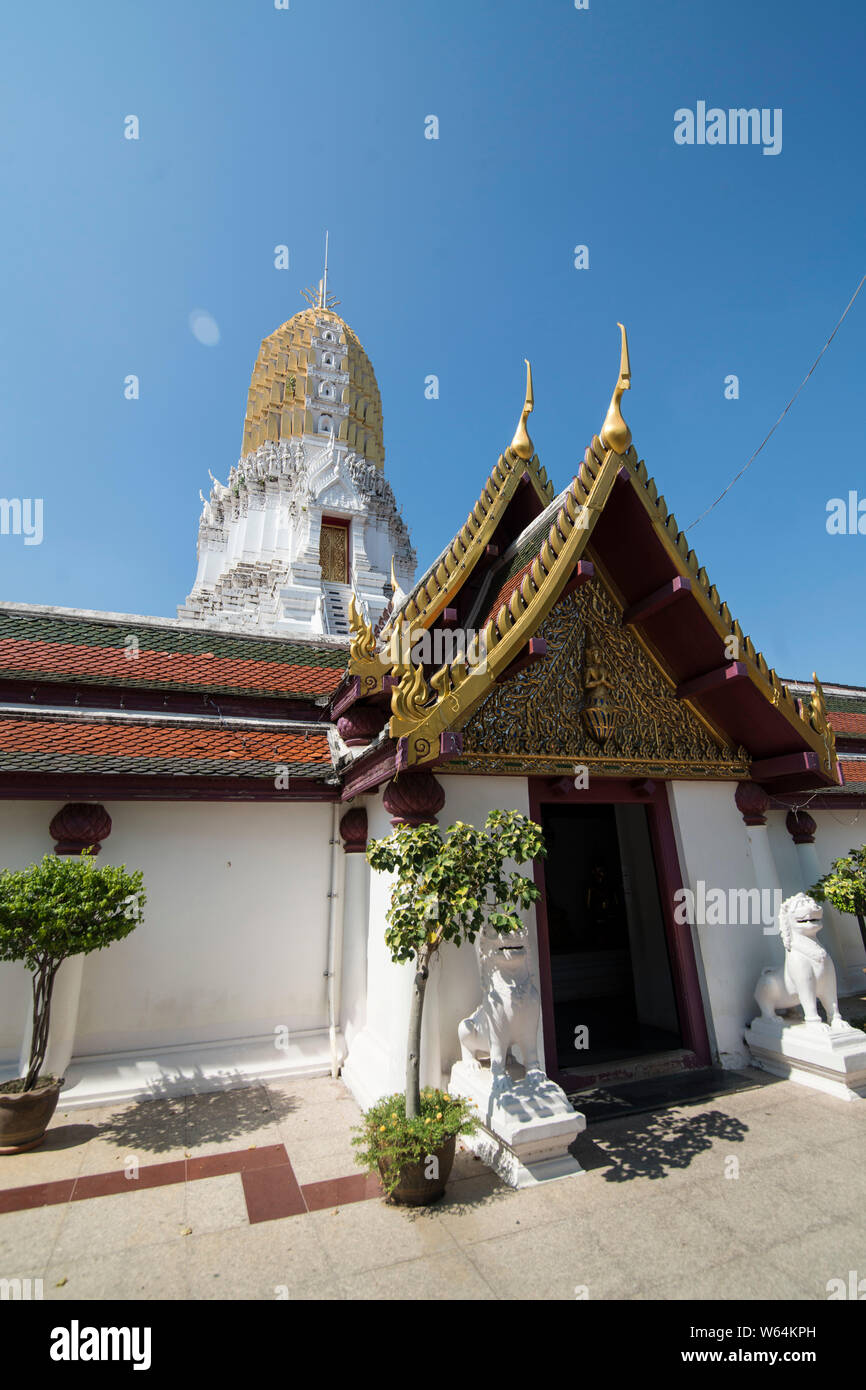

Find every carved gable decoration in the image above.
[456,577,749,779]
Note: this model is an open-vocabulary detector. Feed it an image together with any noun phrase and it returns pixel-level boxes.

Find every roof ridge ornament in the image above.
[600,322,632,455]
[510,360,535,460]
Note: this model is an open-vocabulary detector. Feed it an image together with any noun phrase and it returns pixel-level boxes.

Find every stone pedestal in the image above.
[744,1016,866,1101]
[449,1059,585,1187]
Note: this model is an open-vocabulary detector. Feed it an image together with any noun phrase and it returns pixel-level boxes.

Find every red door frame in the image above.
[528,776,711,1085]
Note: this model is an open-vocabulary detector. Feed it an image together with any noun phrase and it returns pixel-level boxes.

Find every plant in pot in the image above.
[353,808,545,1205]
[810,844,866,955]
[0,852,145,1153]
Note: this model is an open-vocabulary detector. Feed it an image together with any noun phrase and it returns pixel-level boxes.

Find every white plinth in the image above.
[449,1059,585,1188]
[744,1017,866,1101]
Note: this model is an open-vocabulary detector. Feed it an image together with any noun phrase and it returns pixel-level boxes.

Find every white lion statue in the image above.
[754,893,851,1030]
[458,923,543,1080]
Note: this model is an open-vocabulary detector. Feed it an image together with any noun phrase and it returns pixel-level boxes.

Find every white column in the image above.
[735,783,783,935]
[338,804,371,1052]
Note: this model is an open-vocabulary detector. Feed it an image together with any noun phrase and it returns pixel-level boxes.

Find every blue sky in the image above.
[1,0,864,681]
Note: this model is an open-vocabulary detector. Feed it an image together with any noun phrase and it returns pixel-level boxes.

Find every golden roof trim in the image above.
[381,447,555,641]
[617,449,838,779]
[388,438,619,764]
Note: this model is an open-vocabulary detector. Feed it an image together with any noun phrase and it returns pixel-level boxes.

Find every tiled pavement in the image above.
[1,1068,864,1301]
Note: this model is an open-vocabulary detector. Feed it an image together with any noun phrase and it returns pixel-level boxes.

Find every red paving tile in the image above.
[301,1172,383,1211]
[0,1141,377,1223]
[241,1162,307,1224]
[71,1160,187,1201]
[187,1144,288,1181]
[0,1178,76,1213]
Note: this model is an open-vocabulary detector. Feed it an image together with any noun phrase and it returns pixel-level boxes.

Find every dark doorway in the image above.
[540,802,683,1072]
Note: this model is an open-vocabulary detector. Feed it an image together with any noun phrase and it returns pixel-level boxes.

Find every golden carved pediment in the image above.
[454,578,749,779]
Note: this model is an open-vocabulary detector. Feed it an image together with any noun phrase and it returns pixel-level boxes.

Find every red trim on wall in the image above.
[527,776,711,1084]
[0,773,340,802]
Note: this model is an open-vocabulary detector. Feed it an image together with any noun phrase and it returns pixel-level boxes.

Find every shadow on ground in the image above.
[572,1107,749,1183]
[87,1072,300,1155]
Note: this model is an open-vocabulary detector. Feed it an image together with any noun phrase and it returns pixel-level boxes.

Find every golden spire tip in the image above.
[600,322,632,456]
[510,359,535,460]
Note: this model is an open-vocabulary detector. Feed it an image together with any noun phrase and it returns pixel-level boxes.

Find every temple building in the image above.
[180,289,415,637]
[0,294,864,1115]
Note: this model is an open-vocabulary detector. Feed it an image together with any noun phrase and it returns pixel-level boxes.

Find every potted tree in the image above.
[0,852,145,1153]
[353,808,545,1204]
[810,845,866,954]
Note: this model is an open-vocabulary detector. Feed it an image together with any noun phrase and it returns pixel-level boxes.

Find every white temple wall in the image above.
[667,780,783,1068]
[0,800,334,1071]
[242,503,266,558]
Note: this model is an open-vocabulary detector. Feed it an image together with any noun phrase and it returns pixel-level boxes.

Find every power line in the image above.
[686,272,866,531]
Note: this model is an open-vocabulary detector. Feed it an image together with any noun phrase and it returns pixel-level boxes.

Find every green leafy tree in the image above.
[0,853,145,1091]
[810,845,866,952]
[366,808,545,1120]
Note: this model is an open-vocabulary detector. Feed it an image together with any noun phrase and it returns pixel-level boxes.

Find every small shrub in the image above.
[352,1088,477,1196]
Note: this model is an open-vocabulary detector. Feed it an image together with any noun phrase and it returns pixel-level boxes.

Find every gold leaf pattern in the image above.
[457,579,747,778]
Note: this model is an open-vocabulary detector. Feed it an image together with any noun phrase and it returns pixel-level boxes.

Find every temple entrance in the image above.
[538,800,684,1074]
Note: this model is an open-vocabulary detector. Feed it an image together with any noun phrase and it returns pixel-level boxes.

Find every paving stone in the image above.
[44,1240,190,1300]
[0,1123,91,1190]
[341,1246,498,1300]
[306,1192,457,1275]
[184,1215,340,1300]
[0,1203,66,1271]
[763,1219,866,1300]
[50,1182,187,1264]
[183,1173,249,1236]
[650,1252,819,1301]
[467,1214,637,1301]
[435,1172,584,1246]
[77,1097,188,1172]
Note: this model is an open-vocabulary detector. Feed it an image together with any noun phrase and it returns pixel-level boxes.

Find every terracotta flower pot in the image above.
[380,1134,456,1206]
[0,1078,64,1154]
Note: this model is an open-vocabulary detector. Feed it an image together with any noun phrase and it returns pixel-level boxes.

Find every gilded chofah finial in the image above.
[600,322,632,456]
[509,359,535,460]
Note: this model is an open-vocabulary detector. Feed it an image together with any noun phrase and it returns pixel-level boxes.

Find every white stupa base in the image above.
[744,1016,866,1101]
[449,1059,585,1188]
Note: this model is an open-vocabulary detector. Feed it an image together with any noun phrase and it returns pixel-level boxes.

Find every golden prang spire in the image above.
[510,359,535,460]
[600,322,632,455]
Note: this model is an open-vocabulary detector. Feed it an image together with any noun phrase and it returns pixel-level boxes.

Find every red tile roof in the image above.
[829,712,866,737]
[0,609,347,702]
[0,637,340,698]
[0,714,333,780]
